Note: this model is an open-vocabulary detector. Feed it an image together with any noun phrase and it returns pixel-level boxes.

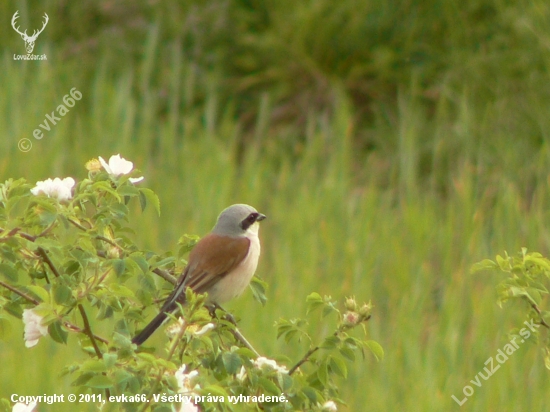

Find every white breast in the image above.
[208,231,261,304]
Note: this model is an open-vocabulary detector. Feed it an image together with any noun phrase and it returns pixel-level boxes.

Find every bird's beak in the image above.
[256,213,266,222]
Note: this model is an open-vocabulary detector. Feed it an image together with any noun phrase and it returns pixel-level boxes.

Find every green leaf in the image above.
[81,359,107,373]
[112,259,126,276]
[117,184,140,197]
[339,345,355,361]
[365,340,384,361]
[470,259,498,274]
[53,284,72,305]
[0,263,18,282]
[250,276,268,306]
[109,203,130,219]
[222,352,242,374]
[496,254,510,271]
[103,353,118,369]
[113,369,133,386]
[85,375,113,389]
[320,335,340,349]
[49,320,68,344]
[109,283,136,298]
[306,292,324,314]
[316,361,329,386]
[129,254,149,275]
[329,356,348,378]
[71,372,94,386]
[257,378,282,396]
[139,188,161,216]
[25,285,50,302]
[92,181,121,202]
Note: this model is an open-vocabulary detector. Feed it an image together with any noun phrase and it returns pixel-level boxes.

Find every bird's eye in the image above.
[241,213,258,230]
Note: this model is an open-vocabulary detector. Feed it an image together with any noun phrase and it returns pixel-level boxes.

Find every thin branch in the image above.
[96,235,123,251]
[77,304,111,399]
[0,227,35,242]
[36,221,57,238]
[0,280,40,304]
[221,312,260,357]
[36,247,60,277]
[531,303,550,329]
[288,315,372,375]
[77,304,103,359]
[64,321,109,344]
[153,268,177,285]
[289,345,320,376]
[67,218,89,231]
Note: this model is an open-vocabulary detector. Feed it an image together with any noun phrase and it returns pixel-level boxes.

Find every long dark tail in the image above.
[132,311,169,345]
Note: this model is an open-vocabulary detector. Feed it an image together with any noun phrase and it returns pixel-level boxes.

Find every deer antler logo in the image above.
[11,11,49,54]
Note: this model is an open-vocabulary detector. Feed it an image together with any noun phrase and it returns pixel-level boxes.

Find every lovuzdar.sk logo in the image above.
[11,10,48,60]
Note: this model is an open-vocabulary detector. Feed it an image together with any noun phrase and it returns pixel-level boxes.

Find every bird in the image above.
[132,204,266,345]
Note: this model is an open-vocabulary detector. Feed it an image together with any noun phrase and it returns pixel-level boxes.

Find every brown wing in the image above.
[160,234,250,311]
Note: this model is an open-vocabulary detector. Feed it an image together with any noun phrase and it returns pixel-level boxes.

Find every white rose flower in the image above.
[12,401,37,412]
[175,364,199,393]
[322,400,338,411]
[253,356,288,374]
[178,400,199,412]
[194,323,215,336]
[23,309,48,348]
[30,177,75,201]
[98,154,144,183]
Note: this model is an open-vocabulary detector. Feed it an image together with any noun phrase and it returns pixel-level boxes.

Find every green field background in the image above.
[2,0,550,410]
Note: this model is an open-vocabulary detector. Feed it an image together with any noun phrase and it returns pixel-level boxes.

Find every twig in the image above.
[77,304,111,399]
[0,227,35,242]
[36,247,61,277]
[221,312,261,357]
[77,304,103,359]
[153,268,177,285]
[67,218,89,231]
[63,321,109,344]
[0,280,40,304]
[531,303,550,329]
[289,345,320,376]
[288,315,372,375]
[36,221,57,238]
[96,235,123,250]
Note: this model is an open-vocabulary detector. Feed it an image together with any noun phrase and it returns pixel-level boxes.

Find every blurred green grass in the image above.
[2,0,550,411]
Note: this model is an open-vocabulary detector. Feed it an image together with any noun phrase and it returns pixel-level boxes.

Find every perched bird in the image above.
[132,204,266,345]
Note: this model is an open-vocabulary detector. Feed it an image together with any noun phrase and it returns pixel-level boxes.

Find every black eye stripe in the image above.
[240,213,258,230]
